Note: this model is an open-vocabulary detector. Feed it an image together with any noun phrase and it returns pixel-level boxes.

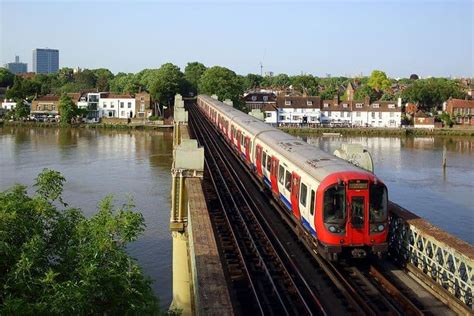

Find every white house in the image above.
[1,99,17,111]
[98,93,135,119]
[274,96,321,126]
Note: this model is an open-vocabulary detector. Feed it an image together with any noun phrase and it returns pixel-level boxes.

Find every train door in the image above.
[290,172,301,219]
[256,145,263,176]
[270,156,279,195]
[236,130,241,152]
[346,188,368,245]
[245,137,251,163]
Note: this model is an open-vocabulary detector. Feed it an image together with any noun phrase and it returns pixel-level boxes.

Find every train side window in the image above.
[310,190,315,216]
[300,183,308,207]
[285,170,292,191]
[262,152,267,169]
[278,165,285,184]
[266,155,271,172]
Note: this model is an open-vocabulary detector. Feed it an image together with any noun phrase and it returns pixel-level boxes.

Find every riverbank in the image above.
[280,127,474,137]
[1,120,173,130]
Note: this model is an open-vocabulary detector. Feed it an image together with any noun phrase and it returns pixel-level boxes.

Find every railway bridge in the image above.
[169,94,473,316]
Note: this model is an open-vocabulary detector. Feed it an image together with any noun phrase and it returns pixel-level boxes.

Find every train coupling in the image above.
[351,248,367,258]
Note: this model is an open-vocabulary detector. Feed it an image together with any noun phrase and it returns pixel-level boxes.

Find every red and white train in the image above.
[197,95,388,260]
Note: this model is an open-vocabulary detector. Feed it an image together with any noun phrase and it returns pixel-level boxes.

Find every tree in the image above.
[291,75,319,95]
[0,169,162,314]
[5,76,41,100]
[199,66,244,107]
[150,63,185,107]
[402,78,466,110]
[354,85,378,102]
[184,62,207,95]
[367,70,391,92]
[242,73,263,90]
[92,68,114,91]
[58,94,76,125]
[0,68,15,87]
[14,99,30,120]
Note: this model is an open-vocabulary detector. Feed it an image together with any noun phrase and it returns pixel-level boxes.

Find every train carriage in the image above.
[196,95,388,260]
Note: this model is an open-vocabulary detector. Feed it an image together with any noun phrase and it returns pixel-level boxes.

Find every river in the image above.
[0,127,473,309]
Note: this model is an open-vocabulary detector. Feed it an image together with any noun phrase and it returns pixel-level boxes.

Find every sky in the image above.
[0,0,473,78]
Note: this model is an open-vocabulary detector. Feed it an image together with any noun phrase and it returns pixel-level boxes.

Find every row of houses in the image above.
[1,91,154,122]
[245,93,403,127]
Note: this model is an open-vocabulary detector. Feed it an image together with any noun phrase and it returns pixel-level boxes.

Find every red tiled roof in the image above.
[35,95,60,102]
[447,98,474,108]
[101,93,133,99]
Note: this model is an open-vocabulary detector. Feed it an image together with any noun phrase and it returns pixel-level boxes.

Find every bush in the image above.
[0,169,165,315]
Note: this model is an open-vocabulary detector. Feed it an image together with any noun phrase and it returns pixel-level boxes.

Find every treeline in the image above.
[0,64,469,111]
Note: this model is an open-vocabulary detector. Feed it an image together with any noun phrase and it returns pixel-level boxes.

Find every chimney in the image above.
[397,97,402,107]
[333,94,339,105]
[364,96,370,105]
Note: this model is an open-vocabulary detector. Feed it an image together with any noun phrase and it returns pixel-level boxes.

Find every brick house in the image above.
[31,93,81,118]
[135,91,153,119]
[414,111,435,129]
[445,98,474,125]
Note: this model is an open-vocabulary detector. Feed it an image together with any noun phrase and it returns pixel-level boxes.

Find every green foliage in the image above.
[149,63,185,107]
[367,70,391,92]
[401,78,466,110]
[148,115,163,121]
[58,95,76,126]
[261,73,290,87]
[438,112,454,127]
[0,68,15,87]
[291,75,319,95]
[184,62,207,95]
[354,85,378,102]
[199,66,244,107]
[13,99,30,120]
[0,169,162,315]
[242,73,263,90]
[5,76,41,100]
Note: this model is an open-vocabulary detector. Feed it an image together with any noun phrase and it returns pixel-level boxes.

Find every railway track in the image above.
[188,102,425,315]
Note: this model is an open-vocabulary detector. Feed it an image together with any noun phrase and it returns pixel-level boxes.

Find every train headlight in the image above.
[377,224,385,232]
[329,226,337,233]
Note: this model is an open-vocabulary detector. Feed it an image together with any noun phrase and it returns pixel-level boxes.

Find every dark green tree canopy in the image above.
[199,66,244,107]
[149,63,185,106]
[58,94,76,125]
[243,73,263,90]
[0,169,162,315]
[184,62,207,95]
[0,68,15,87]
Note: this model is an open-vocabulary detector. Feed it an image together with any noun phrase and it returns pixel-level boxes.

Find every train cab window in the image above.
[310,190,315,216]
[266,156,271,172]
[369,184,388,222]
[323,185,346,223]
[300,183,308,207]
[278,166,285,184]
[285,171,292,191]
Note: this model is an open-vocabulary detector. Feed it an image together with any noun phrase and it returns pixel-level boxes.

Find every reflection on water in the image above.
[300,135,474,244]
[0,126,174,307]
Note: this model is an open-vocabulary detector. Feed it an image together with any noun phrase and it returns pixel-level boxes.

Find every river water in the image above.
[300,134,474,244]
[0,126,174,307]
[0,127,473,308]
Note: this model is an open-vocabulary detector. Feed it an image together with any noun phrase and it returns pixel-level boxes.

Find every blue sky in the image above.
[1,0,473,78]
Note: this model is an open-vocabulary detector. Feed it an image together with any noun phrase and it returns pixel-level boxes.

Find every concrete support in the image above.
[170,231,192,315]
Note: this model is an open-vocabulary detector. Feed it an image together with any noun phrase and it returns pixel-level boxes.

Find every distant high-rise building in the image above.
[4,55,28,74]
[32,48,59,74]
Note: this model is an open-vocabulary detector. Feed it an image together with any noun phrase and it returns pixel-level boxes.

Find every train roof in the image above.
[198,95,374,182]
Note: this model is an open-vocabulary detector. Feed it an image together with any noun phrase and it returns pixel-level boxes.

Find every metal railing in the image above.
[388,202,473,311]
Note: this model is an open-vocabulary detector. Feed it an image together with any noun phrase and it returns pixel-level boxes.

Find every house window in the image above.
[121,111,125,116]
[328,111,331,117]
[379,112,382,119]
[252,95,257,101]
[323,103,329,108]
[279,115,285,120]
[388,104,395,108]
[346,112,350,117]
[140,104,145,111]
[356,103,363,108]
[372,103,380,108]
[307,100,313,106]
[128,102,132,108]
[356,112,361,117]
[293,115,300,120]
[103,102,107,108]
[371,112,375,118]
[342,103,348,108]
[52,105,56,111]
[265,113,272,118]
[263,96,268,101]
[120,102,124,108]
[140,96,144,101]
[285,100,291,106]
[111,102,115,108]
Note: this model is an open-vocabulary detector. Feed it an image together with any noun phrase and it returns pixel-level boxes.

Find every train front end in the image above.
[316,172,389,260]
